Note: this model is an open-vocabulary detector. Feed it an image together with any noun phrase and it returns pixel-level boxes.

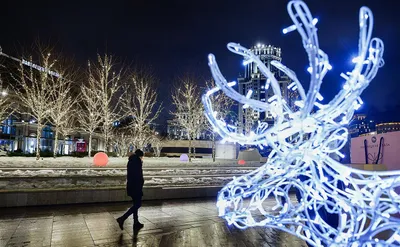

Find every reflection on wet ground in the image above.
[0,197,307,247]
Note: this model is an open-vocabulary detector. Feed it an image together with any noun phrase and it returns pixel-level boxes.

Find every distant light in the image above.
[307,67,312,73]
[1,91,7,96]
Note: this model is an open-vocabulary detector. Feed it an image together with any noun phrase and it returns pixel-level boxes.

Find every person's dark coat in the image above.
[126,154,144,198]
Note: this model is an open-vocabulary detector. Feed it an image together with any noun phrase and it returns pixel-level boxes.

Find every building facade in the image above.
[376,122,400,134]
[166,118,209,140]
[0,117,106,154]
[348,114,376,137]
[237,44,298,134]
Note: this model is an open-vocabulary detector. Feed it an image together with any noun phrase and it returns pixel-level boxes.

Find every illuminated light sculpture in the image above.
[238,160,246,165]
[93,152,109,167]
[180,154,189,162]
[202,1,400,246]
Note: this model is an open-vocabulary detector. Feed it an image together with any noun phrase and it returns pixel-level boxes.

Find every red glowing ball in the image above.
[238,159,246,165]
[93,152,109,167]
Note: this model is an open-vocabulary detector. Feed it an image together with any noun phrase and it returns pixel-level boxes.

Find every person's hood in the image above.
[129,154,142,162]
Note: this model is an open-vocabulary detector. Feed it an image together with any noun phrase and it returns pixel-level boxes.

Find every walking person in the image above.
[117,149,145,230]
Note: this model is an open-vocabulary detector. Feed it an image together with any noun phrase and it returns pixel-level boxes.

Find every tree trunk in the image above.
[53,127,59,158]
[103,121,111,152]
[104,130,108,152]
[212,132,216,162]
[36,122,42,160]
[116,144,120,157]
[152,144,157,157]
[139,138,146,152]
[124,144,129,157]
[188,134,192,162]
[156,146,162,157]
[120,143,126,157]
[63,139,68,155]
[193,134,196,160]
[88,133,92,157]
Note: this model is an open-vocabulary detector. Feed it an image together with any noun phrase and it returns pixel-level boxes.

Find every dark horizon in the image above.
[1,0,400,125]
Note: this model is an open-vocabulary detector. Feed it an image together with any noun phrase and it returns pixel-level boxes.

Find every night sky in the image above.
[1,0,400,122]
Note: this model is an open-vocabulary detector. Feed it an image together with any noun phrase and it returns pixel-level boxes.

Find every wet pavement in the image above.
[0,198,307,247]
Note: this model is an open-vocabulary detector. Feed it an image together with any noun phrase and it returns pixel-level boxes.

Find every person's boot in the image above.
[134,221,144,229]
[133,214,144,229]
[116,217,125,230]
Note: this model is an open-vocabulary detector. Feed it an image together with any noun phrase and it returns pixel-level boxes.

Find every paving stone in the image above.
[1,197,307,246]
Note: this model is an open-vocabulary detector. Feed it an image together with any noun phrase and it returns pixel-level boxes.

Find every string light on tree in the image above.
[202,1,399,246]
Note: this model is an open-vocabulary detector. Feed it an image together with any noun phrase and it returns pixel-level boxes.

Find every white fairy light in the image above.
[201,1,399,246]
[243,59,252,66]
[245,89,253,99]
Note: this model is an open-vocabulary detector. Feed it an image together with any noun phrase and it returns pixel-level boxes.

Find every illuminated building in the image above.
[348,113,376,137]
[376,122,400,134]
[237,44,298,135]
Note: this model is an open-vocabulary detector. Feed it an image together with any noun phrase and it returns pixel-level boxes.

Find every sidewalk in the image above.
[0,198,307,247]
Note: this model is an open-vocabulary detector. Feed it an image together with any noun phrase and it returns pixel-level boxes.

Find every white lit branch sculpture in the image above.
[202,1,400,246]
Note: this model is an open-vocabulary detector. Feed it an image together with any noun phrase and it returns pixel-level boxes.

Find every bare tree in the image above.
[127,124,153,152]
[58,110,78,155]
[78,66,103,157]
[150,133,164,157]
[88,54,125,152]
[49,77,76,158]
[112,127,134,157]
[122,69,162,150]
[204,79,235,161]
[171,77,204,162]
[11,48,68,160]
[0,76,13,152]
[243,108,258,135]
[0,75,12,123]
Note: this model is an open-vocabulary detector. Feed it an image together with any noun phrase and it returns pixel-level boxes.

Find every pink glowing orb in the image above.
[180,154,189,162]
[238,159,246,165]
[93,152,109,167]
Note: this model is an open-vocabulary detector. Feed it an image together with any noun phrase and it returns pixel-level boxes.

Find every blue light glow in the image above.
[202,1,399,246]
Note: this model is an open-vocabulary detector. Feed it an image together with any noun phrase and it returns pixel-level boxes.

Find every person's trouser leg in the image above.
[132,196,142,225]
[120,207,133,221]
[120,199,136,221]
[117,197,137,230]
